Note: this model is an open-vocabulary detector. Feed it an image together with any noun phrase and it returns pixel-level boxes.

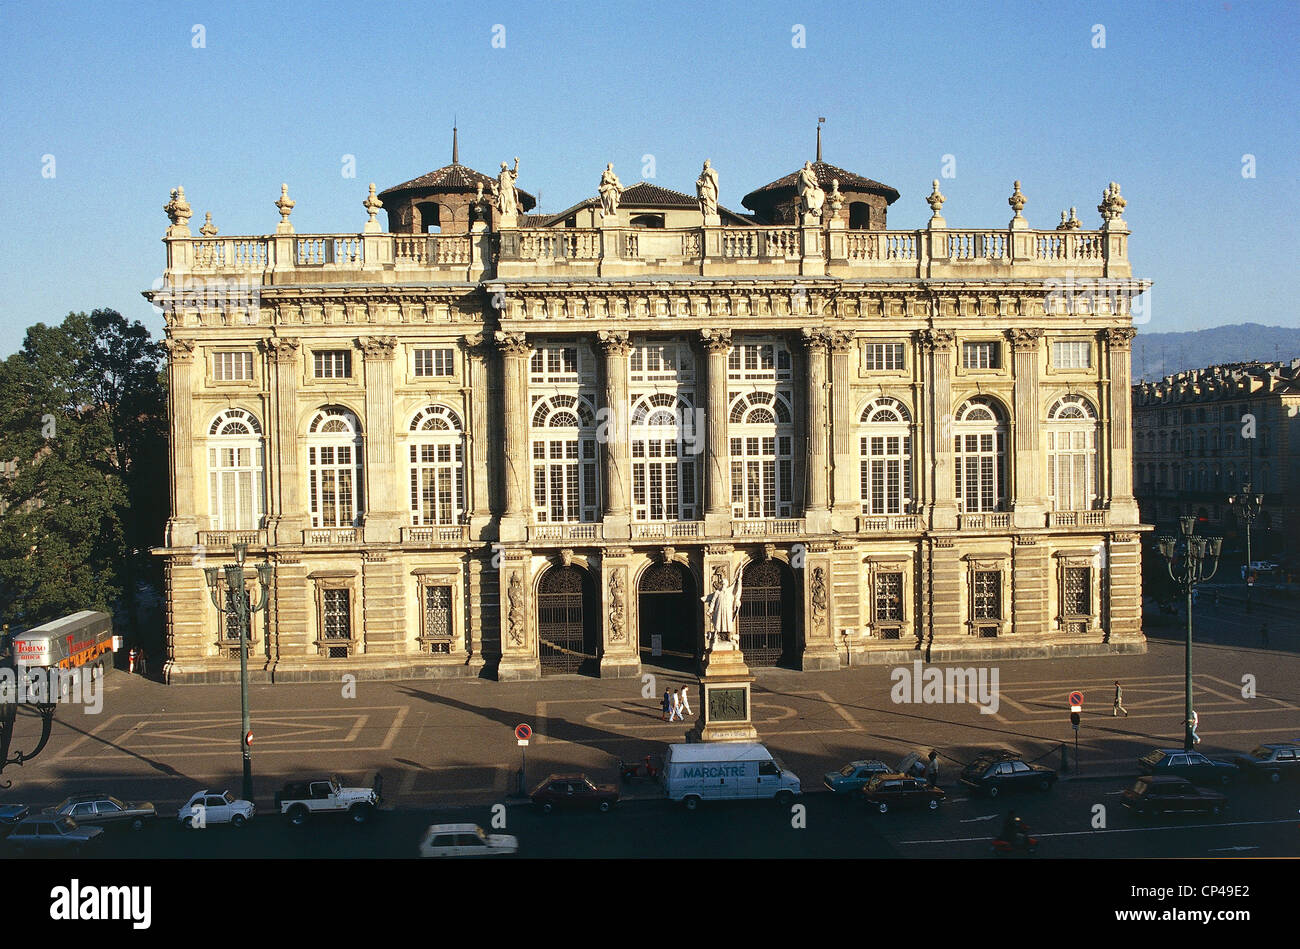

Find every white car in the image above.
[178,790,255,828]
[418,823,518,858]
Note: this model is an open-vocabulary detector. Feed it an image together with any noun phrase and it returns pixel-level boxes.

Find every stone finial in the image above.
[1067,206,1081,229]
[1057,210,1070,230]
[1098,181,1127,223]
[1008,180,1026,217]
[926,179,946,222]
[164,186,192,231]
[363,182,383,224]
[199,212,219,237]
[275,183,295,232]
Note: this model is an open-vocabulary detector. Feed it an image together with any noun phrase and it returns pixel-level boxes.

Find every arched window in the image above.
[531,394,599,523]
[729,391,794,519]
[954,397,1008,513]
[630,392,698,521]
[1046,395,1098,511]
[408,405,465,526]
[207,409,265,531]
[307,406,363,528]
[858,397,913,515]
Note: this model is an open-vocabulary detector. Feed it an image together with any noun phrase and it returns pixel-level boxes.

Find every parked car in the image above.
[6,815,105,855]
[1231,742,1300,783]
[824,759,891,794]
[48,793,157,831]
[960,753,1057,797]
[0,803,30,836]
[178,790,255,828]
[275,775,381,826]
[530,774,619,814]
[418,823,518,857]
[1137,749,1240,786]
[861,773,945,813]
[1122,775,1228,818]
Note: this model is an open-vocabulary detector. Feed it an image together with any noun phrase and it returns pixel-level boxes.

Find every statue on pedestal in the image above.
[796,161,825,221]
[494,158,521,223]
[598,163,624,218]
[696,159,719,220]
[701,566,744,652]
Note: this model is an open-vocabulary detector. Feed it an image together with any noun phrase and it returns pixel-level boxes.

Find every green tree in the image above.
[0,310,167,641]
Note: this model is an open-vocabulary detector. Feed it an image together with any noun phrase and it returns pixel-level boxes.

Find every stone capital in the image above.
[357,335,398,359]
[461,332,487,351]
[1005,327,1044,351]
[260,335,301,362]
[164,336,196,360]
[700,328,732,354]
[596,329,632,356]
[917,328,956,353]
[829,330,855,353]
[494,330,531,357]
[800,327,832,352]
[1103,326,1138,349]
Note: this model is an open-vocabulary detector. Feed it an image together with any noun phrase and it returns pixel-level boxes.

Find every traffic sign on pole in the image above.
[515,723,532,741]
[1068,691,1084,712]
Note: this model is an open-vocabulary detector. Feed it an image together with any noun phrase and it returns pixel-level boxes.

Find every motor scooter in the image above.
[991,830,1040,856]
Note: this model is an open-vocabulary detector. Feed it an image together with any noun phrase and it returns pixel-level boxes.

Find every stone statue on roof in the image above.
[797,160,825,220]
[696,159,719,221]
[494,158,520,220]
[598,163,624,218]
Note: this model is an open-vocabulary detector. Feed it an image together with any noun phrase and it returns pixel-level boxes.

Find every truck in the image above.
[274,774,381,826]
[10,611,115,678]
[660,742,801,810]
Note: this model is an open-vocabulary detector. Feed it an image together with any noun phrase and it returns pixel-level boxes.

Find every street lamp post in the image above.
[1226,483,1263,614]
[1155,516,1221,752]
[204,542,272,802]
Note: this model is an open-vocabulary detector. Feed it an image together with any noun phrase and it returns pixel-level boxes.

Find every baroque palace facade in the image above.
[149,143,1148,683]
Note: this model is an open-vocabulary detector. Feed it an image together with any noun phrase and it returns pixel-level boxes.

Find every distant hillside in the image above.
[1133,324,1300,381]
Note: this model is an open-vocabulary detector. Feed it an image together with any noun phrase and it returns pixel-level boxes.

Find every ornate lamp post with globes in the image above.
[204,542,272,801]
[1227,483,1264,614]
[1155,516,1221,752]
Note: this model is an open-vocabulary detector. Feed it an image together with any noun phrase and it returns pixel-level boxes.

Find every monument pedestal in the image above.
[688,646,759,743]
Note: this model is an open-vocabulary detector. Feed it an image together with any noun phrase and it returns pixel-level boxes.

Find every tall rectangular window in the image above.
[313,350,352,378]
[414,348,455,377]
[213,351,252,381]
[865,343,904,371]
[962,342,1000,369]
[323,589,351,640]
[1063,567,1091,616]
[973,571,1002,620]
[875,572,904,622]
[1052,341,1091,369]
[422,585,454,653]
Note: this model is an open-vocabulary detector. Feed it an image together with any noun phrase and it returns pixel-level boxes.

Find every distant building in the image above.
[1132,359,1300,544]
[148,135,1149,683]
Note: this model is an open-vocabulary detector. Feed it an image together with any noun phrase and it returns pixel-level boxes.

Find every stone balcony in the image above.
[162,220,1132,289]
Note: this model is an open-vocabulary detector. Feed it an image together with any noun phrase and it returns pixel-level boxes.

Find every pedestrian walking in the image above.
[1112,680,1129,717]
[128,647,137,674]
[661,689,672,722]
[679,686,692,717]
[138,648,147,677]
[925,750,940,787]
[1187,709,1201,744]
[1260,622,1269,648]
[669,689,682,722]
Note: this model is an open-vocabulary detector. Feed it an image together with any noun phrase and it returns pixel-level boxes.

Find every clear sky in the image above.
[0,0,1296,356]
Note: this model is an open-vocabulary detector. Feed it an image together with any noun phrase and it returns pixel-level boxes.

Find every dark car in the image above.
[824,760,891,794]
[861,773,946,813]
[48,793,157,831]
[529,774,619,814]
[1122,776,1228,818]
[960,753,1057,797]
[0,803,31,837]
[6,815,105,855]
[1137,749,1240,786]
[1231,742,1300,783]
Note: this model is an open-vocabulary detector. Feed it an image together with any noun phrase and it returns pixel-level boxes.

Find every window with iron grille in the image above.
[422,585,454,653]
[864,343,904,371]
[1063,566,1090,617]
[875,572,904,623]
[973,571,1001,620]
[213,351,253,381]
[414,348,455,377]
[313,350,352,378]
[962,342,1000,369]
[323,589,351,640]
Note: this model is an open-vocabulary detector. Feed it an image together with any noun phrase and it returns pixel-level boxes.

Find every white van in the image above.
[661,742,801,809]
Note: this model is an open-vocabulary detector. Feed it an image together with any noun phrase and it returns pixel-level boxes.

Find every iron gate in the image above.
[638,562,699,663]
[738,560,792,666]
[537,566,595,675]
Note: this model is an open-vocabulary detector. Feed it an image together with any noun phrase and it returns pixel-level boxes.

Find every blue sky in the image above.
[0,0,1296,355]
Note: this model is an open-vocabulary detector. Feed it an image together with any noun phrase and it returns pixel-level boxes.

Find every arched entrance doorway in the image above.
[537,564,598,676]
[638,561,699,669]
[738,559,796,667]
